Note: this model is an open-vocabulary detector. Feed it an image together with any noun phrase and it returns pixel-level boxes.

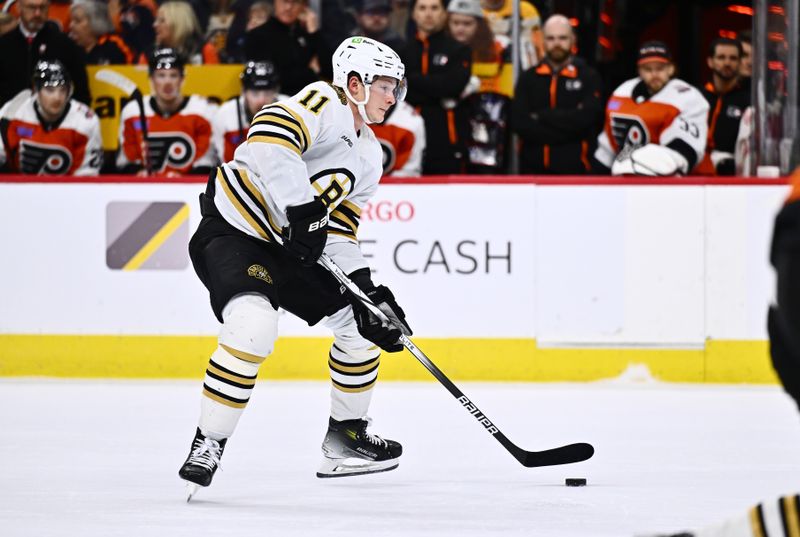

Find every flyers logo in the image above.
[379,139,396,175]
[19,140,72,174]
[146,132,196,172]
[610,113,650,151]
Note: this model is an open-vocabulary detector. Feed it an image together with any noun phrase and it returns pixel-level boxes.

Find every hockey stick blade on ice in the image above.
[318,253,594,468]
[94,68,152,175]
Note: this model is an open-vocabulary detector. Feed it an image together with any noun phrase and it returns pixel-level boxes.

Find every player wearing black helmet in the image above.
[0,60,102,175]
[211,60,285,164]
[117,47,217,175]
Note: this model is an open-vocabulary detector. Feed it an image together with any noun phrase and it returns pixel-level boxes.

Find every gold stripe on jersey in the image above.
[250,113,307,152]
[331,377,377,393]
[329,212,358,238]
[749,505,768,537]
[202,386,249,408]
[331,204,360,231]
[328,353,380,375]
[327,228,357,241]
[247,134,302,156]
[235,168,283,236]
[781,495,800,537]
[218,167,276,242]
[207,362,257,387]
[339,199,362,217]
[220,343,268,364]
[268,103,311,149]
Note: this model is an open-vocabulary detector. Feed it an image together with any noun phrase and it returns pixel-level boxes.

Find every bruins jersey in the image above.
[370,101,425,177]
[594,77,709,172]
[211,95,290,164]
[0,90,103,175]
[117,95,218,174]
[212,81,383,275]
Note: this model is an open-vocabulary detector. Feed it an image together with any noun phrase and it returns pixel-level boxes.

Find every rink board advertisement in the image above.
[0,176,789,383]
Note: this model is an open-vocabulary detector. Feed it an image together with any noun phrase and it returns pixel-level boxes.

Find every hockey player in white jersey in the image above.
[593,41,709,176]
[0,60,102,175]
[179,36,412,498]
[211,61,285,164]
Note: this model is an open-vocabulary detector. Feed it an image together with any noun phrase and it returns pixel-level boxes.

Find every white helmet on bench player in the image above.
[332,36,406,124]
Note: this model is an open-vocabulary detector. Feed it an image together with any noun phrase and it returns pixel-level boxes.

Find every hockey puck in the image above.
[565,478,587,487]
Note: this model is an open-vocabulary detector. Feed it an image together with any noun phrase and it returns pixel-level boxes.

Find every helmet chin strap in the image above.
[344,84,374,125]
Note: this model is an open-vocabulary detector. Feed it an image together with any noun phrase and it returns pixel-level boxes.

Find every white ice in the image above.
[2,377,800,537]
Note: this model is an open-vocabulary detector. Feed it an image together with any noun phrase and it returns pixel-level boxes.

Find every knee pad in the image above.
[218,293,279,363]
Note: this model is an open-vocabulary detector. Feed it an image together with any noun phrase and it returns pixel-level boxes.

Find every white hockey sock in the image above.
[199,345,261,439]
[328,342,380,421]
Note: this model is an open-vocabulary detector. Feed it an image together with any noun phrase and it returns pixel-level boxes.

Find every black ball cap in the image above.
[637,40,672,65]
[149,47,185,75]
[241,61,280,90]
[32,59,70,90]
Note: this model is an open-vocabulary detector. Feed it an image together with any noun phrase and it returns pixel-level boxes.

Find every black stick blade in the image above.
[520,442,595,468]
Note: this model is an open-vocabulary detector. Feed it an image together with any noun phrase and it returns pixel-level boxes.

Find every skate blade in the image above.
[316,457,399,478]
[184,481,200,502]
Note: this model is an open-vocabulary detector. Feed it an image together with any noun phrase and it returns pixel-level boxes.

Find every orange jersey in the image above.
[595,77,709,172]
[117,95,218,173]
[0,90,102,175]
[370,101,426,177]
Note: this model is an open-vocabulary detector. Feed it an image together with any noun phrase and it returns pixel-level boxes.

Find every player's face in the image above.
[151,69,184,102]
[740,41,752,77]
[273,0,305,26]
[638,61,674,95]
[413,0,447,35]
[68,6,94,49]
[36,85,69,119]
[708,44,740,82]
[19,0,49,33]
[366,77,398,123]
[544,24,573,63]
[244,89,278,116]
[447,13,478,44]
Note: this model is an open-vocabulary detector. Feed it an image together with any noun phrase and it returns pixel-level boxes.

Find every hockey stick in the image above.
[318,253,595,468]
[94,68,152,175]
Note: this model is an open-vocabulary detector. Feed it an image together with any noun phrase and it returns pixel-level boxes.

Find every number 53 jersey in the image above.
[211,81,383,273]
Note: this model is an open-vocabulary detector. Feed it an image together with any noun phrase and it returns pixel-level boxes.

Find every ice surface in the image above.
[2,379,799,537]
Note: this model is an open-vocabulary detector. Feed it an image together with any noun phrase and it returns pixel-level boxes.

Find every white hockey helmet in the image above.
[332,36,407,124]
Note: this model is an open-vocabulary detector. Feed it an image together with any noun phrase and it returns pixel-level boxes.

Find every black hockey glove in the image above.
[282,198,328,266]
[351,284,413,353]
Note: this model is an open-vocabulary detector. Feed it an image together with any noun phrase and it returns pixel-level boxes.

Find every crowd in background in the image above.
[0,0,755,177]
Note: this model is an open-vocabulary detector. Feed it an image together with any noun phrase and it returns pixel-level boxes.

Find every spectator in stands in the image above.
[205,0,235,63]
[69,0,134,64]
[403,0,471,174]
[511,14,602,175]
[481,0,543,70]
[224,0,269,63]
[118,48,217,175]
[370,100,426,176]
[696,37,750,176]
[738,29,752,79]
[245,0,331,95]
[109,0,156,59]
[0,0,90,106]
[212,61,283,164]
[593,41,709,176]
[138,1,219,65]
[353,0,405,52]
[447,0,512,173]
[0,60,102,175]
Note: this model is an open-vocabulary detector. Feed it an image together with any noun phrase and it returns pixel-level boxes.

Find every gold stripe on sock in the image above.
[202,387,248,409]
[220,343,267,364]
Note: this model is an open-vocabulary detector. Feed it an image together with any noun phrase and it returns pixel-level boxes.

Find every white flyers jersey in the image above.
[212,81,383,274]
[0,90,102,175]
[117,95,218,174]
[595,77,709,171]
[370,101,425,177]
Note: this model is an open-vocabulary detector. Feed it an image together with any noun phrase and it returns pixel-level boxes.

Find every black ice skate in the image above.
[316,417,402,478]
[178,428,227,500]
